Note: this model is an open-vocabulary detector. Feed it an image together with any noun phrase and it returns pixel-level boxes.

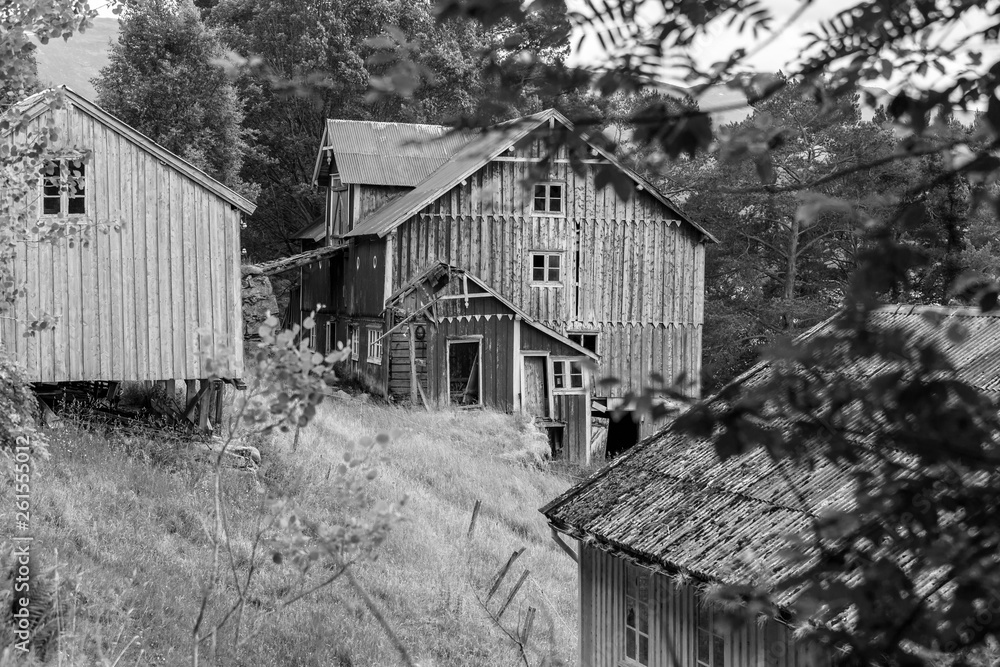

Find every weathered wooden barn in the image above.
[0,88,255,416]
[541,305,999,667]
[293,109,716,462]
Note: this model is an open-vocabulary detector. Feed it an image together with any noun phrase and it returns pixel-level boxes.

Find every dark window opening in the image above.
[42,162,61,214]
[568,332,599,354]
[448,341,481,406]
[530,252,561,284]
[606,410,640,459]
[625,565,650,665]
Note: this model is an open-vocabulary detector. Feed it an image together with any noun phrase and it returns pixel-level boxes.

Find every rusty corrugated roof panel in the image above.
[324,120,472,186]
[541,304,1000,602]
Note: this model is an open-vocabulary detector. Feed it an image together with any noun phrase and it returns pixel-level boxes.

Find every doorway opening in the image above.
[606,410,640,459]
[447,340,481,406]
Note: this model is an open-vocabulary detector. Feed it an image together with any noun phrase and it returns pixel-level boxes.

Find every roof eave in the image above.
[21,87,257,215]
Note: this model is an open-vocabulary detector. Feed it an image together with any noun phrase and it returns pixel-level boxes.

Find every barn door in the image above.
[522,355,550,418]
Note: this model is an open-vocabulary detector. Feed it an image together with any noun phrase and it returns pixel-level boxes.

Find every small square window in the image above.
[530,252,562,285]
[532,182,564,214]
[553,358,584,392]
[41,157,86,216]
[568,332,599,355]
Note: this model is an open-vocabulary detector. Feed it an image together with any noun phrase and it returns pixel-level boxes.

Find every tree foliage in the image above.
[93,0,251,189]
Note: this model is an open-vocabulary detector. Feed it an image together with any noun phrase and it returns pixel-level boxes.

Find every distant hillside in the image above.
[33,16,118,100]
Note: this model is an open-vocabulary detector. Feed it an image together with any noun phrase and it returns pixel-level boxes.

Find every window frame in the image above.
[325,320,334,354]
[532,181,565,215]
[446,335,483,408]
[552,357,586,394]
[529,251,563,286]
[40,155,87,217]
[696,600,727,667]
[567,330,600,356]
[623,564,651,666]
[348,324,359,361]
[366,326,383,365]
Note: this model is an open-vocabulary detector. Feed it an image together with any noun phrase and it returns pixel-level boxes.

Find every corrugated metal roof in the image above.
[344,108,718,242]
[541,304,1000,602]
[322,120,472,186]
[291,220,326,242]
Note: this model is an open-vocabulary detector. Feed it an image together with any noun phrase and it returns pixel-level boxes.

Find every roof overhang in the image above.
[6,87,257,215]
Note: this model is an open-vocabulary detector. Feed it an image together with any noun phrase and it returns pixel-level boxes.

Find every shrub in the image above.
[0,349,47,460]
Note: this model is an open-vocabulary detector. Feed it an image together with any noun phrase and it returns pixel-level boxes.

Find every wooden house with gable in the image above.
[0,87,255,422]
[540,305,1000,667]
[293,109,716,462]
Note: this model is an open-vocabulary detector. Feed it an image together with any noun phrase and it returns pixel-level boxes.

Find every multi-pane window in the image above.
[42,158,86,215]
[697,603,726,667]
[625,565,650,665]
[568,332,599,355]
[349,324,359,361]
[325,321,334,354]
[531,253,561,284]
[367,326,382,365]
[533,183,563,213]
[308,323,317,349]
[552,359,584,392]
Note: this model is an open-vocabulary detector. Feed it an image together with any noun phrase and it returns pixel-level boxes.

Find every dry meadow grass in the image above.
[0,398,580,666]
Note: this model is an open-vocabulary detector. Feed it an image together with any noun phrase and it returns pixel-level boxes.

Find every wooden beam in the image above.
[408,323,419,406]
[243,244,347,277]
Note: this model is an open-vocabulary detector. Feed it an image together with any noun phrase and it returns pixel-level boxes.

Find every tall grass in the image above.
[1,399,579,666]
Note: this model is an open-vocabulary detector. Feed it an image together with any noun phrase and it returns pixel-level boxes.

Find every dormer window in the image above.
[533,183,563,214]
[42,157,86,216]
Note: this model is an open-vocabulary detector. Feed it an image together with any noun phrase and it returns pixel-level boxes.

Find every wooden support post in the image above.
[467,499,482,538]
[165,379,176,401]
[520,607,537,645]
[496,570,530,621]
[198,379,212,431]
[408,323,419,406]
[185,379,197,408]
[214,381,224,428]
[486,548,525,604]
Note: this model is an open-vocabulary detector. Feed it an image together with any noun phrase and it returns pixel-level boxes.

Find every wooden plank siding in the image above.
[0,99,244,382]
[388,146,707,404]
[579,545,829,667]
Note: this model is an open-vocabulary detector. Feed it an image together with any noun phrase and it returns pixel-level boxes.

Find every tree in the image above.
[93,0,251,189]
[376,2,1000,665]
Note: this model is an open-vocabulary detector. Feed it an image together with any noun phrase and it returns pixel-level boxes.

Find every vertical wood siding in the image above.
[579,546,829,667]
[348,238,387,316]
[1,103,244,382]
[390,146,706,400]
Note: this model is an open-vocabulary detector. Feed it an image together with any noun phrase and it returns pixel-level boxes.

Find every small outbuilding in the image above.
[0,88,255,417]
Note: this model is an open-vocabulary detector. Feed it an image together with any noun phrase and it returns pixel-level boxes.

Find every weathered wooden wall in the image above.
[389,143,706,399]
[347,238,386,317]
[579,546,827,667]
[2,102,244,382]
[357,185,410,222]
[300,254,334,314]
[387,319,429,402]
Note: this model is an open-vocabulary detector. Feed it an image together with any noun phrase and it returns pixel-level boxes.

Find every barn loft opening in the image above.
[448,340,481,406]
[606,410,640,459]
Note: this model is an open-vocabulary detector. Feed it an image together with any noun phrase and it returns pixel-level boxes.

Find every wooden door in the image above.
[523,356,549,418]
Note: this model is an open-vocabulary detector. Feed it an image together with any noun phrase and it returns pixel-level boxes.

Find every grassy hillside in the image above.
[0,399,581,666]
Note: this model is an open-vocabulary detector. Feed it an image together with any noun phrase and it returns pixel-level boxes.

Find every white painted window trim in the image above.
[552,356,587,394]
[366,326,383,365]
